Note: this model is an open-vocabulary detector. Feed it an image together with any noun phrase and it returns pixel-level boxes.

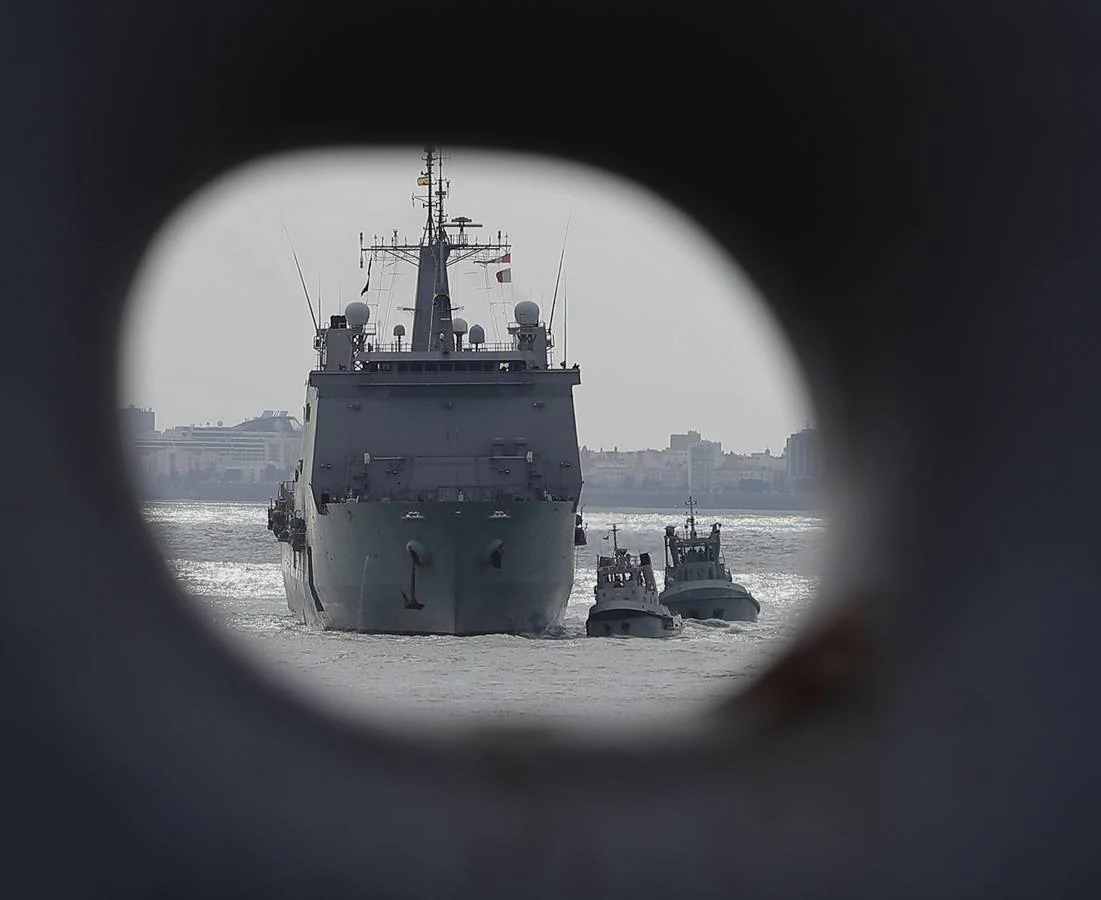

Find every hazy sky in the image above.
[120,148,813,454]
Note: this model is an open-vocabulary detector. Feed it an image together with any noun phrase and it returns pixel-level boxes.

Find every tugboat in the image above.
[658,496,761,622]
[585,526,683,638]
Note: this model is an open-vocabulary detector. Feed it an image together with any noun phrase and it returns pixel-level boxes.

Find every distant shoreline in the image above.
[576,489,818,513]
[138,482,820,513]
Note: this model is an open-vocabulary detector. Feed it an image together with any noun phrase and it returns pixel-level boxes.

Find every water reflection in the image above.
[145,501,823,727]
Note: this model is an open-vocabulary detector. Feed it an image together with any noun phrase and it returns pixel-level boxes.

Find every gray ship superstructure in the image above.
[267,147,583,635]
[585,526,683,638]
[658,496,761,622]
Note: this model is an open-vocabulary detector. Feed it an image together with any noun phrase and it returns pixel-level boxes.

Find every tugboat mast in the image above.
[685,495,697,539]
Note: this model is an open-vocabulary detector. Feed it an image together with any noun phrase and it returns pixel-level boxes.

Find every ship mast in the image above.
[358,145,511,353]
[685,495,697,539]
[422,146,435,245]
[436,148,446,281]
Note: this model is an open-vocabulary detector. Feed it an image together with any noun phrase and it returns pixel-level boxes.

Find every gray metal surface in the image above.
[273,148,583,634]
[659,580,760,623]
[585,610,683,638]
[283,499,576,634]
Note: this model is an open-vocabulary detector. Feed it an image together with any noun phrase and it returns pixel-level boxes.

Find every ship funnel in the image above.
[639,552,657,590]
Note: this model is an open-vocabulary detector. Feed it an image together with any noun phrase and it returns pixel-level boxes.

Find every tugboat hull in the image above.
[659,580,760,623]
[585,606,683,638]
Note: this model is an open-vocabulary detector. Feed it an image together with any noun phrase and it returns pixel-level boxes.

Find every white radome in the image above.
[514,300,540,326]
[344,301,370,327]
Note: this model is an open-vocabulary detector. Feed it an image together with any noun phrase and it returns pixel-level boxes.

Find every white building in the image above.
[128,410,303,485]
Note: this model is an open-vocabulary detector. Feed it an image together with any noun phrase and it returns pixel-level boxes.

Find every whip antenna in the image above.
[547,211,571,336]
[281,218,319,332]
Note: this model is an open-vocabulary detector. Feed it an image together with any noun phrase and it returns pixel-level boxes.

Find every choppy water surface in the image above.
[144,502,824,730]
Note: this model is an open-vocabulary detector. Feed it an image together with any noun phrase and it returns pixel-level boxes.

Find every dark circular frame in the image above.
[8,0,1098,896]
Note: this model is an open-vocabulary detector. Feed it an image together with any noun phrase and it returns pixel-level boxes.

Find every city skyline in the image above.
[119,147,813,454]
[126,404,813,458]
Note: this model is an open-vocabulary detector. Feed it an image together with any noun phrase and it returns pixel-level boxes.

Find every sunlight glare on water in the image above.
[144,501,823,730]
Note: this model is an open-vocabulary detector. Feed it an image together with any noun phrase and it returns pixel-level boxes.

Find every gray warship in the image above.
[266,147,583,635]
[585,526,683,638]
[658,497,761,622]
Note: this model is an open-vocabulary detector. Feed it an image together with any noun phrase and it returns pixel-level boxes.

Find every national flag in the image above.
[360,256,373,295]
[496,268,512,284]
[476,252,511,266]
[416,175,430,186]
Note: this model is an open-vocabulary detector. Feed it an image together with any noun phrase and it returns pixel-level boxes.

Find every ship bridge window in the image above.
[398,363,409,373]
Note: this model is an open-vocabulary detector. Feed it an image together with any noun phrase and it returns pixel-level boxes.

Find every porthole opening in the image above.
[118,146,823,732]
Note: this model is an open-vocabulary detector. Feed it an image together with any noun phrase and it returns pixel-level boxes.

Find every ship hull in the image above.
[585,606,683,638]
[280,499,576,635]
[659,580,761,623]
